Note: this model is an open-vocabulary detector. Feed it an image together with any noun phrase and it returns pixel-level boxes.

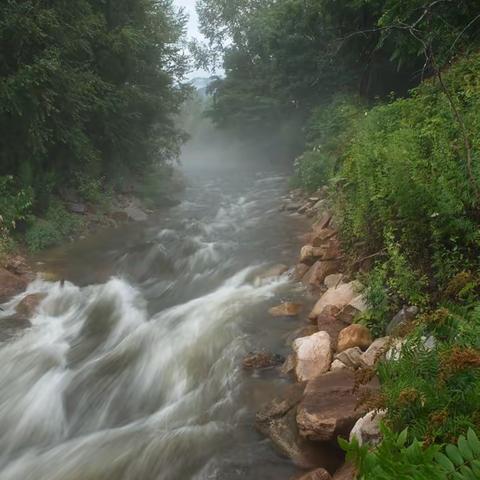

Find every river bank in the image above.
[248,187,399,480]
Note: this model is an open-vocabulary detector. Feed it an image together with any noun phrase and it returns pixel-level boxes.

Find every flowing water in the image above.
[0,163,310,480]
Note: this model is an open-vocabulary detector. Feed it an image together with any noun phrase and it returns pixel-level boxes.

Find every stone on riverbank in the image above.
[309,282,363,321]
[336,325,372,353]
[296,468,332,480]
[296,370,379,441]
[316,306,349,345]
[334,347,366,369]
[361,337,391,367]
[293,332,332,382]
[302,261,341,289]
[386,306,419,335]
[332,463,357,480]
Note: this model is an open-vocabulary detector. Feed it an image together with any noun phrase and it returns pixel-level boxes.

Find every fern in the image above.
[340,428,480,480]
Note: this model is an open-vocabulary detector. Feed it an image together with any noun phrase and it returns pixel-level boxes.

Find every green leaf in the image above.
[458,436,474,462]
[467,429,480,455]
[435,452,455,472]
[446,445,464,467]
[396,428,408,448]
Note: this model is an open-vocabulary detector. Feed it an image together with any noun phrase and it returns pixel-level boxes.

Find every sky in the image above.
[174,0,209,79]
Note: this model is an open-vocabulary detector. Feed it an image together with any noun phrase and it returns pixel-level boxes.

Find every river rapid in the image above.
[0,162,309,480]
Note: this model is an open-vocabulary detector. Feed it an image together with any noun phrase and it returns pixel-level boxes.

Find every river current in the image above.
[0,163,309,480]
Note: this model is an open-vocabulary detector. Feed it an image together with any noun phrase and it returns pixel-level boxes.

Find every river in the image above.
[0,162,309,480]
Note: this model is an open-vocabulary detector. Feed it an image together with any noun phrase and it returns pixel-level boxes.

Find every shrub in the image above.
[25,199,81,251]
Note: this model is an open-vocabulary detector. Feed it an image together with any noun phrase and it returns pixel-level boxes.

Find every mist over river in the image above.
[0,160,310,479]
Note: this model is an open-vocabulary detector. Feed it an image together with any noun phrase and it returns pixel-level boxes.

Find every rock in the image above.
[311,228,337,247]
[332,463,357,480]
[361,337,392,367]
[335,347,366,369]
[259,264,289,280]
[313,213,332,232]
[281,353,297,375]
[269,303,303,317]
[111,210,130,223]
[386,338,406,361]
[68,202,87,214]
[243,352,285,370]
[256,383,330,469]
[4,255,31,277]
[336,304,362,324]
[322,238,342,261]
[293,332,332,382]
[303,261,341,289]
[309,282,361,321]
[15,293,47,318]
[286,325,319,345]
[324,274,344,289]
[124,205,148,222]
[297,468,332,480]
[294,263,311,280]
[300,246,327,265]
[350,410,386,447]
[386,306,419,336]
[0,268,28,303]
[296,370,380,442]
[330,359,347,372]
[316,306,349,345]
[337,325,372,353]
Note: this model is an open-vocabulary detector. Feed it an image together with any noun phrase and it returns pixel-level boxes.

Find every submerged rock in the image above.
[296,370,379,442]
[15,293,47,318]
[260,264,289,280]
[242,352,284,370]
[293,332,332,382]
[269,303,303,317]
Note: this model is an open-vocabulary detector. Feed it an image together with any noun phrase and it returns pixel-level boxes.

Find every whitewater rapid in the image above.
[0,170,307,479]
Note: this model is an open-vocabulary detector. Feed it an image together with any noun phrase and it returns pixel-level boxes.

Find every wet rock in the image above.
[350,410,386,447]
[332,463,357,480]
[334,347,366,369]
[281,353,297,375]
[296,370,380,441]
[0,268,28,303]
[293,332,332,382]
[242,352,285,370]
[361,337,391,367]
[260,264,289,280]
[386,306,419,336]
[15,293,47,318]
[303,261,341,289]
[300,246,327,265]
[286,325,319,345]
[294,263,311,281]
[309,282,362,321]
[336,325,372,353]
[257,384,343,471]
[324,274,344,289]
[269,303,303,317]
[330,359,348,372]
[316,306,349,345]
[111,210,130,223]
[297,468,332,480]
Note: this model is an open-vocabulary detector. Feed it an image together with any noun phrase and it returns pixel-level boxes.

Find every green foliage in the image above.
[25,200,81,252]
[341,427,480,480]
[0,0,188,222]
